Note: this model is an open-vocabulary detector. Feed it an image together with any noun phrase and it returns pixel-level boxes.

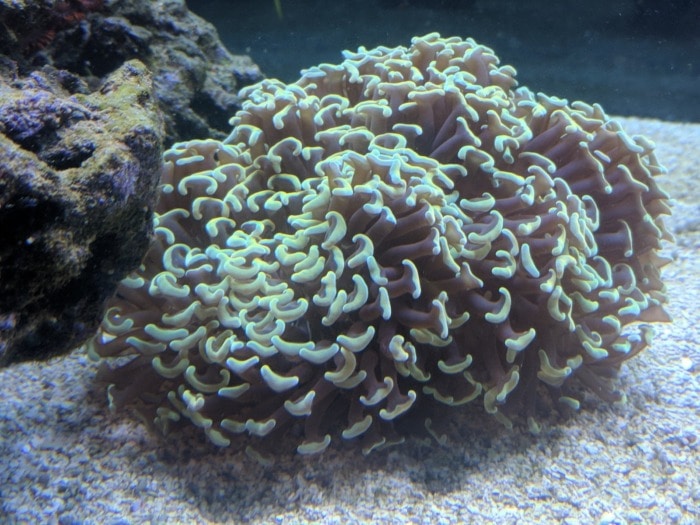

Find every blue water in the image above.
[190,0,700,122]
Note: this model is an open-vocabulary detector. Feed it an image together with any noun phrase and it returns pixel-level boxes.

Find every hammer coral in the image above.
[89,33,671,455]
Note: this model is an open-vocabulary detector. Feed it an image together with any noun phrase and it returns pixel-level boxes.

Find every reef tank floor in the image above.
[1,118,698,524]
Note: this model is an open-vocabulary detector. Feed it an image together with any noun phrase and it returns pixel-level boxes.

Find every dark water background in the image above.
[189,0,700,122]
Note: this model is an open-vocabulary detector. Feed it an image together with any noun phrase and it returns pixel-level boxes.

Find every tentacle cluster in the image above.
[89,33,671,454]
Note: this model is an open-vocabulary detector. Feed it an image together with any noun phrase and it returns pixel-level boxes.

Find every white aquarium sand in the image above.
[1,117,698,524]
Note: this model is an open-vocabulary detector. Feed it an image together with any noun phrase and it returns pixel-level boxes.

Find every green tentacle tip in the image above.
[103,309,134,335]
[170,325,207,352]
[162,301,199,327]
[582,340,609,360]
[559,396,581,410]
[218,383,250,399]
[299,342,340,364]
[221,418,245,434]
[125,336,165,356]
[496,370,520,403]
[185,365,230,393]
[492,249,516,279]
[612,340,632,353]
[519,242,540,277]
[324,348,356,384]
[297,435,331,455]
[546,285,571,323]
[121,275,146,289]
[321,210,347,250]
[206,428,231,447]
[144,323,189,343]
[388,335,410,362]
[367,256,388,286]
[537,349,572,387]
[322,289,347,326]
[409,328,452,347]
[245,418,277,437]
[270,297,308,322]
[379,390,417,420]
[284,390,316,416]
[225,355,260,374]
[337,326,376,353]
[152,356,189,379]
[181,388,205,412]
[437,355,473,374]
[360,377,394,406]
[271,335,314,357]
[342,415,373,439]
[459,193,495,212]
[347,234,374,268]
[291,255,326,283]
[485,287,512,324]
[362,436,387,456]
[260,365,299,392]
[423,384,479,406]
[468,211,503,244]
[602,315,622,332]
[571,292,599,313]
[505,327,536,352]
[343,275,369,313]
[527,417,542,435]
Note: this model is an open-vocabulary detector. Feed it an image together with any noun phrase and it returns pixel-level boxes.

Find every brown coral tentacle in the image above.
[89,33,671,454]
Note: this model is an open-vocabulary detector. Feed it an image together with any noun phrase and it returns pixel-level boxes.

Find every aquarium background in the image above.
[189,0,700,122]
[2,2,700,523]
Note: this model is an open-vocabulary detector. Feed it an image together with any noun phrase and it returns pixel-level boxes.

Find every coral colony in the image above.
[90,34,671,455]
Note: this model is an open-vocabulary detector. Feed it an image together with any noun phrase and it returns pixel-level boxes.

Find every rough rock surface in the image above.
[0,59,164,366]
[0,0,262,144]
[0,0,264,366]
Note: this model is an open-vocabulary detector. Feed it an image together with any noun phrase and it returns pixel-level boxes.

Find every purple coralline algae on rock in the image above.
[0,60,164,366]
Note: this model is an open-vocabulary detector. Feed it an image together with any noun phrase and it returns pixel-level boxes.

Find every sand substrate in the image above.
[1,117,698,524]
